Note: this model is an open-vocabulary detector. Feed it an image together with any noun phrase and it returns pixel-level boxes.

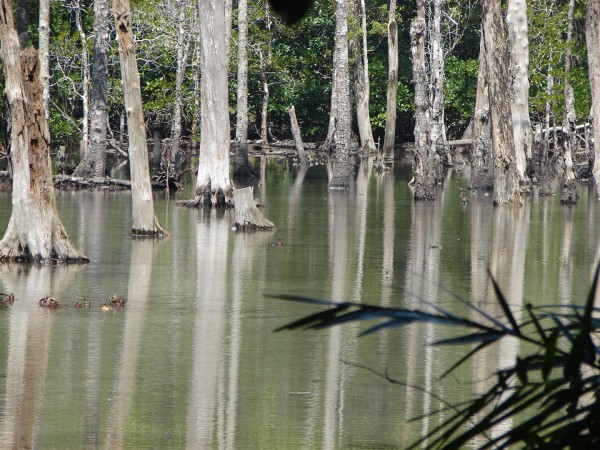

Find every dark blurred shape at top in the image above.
[268,0,313,25]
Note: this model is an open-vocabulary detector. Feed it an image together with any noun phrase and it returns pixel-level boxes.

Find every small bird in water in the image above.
[273,238,284,247]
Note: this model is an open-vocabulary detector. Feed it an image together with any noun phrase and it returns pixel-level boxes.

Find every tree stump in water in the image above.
[233,187,276,231]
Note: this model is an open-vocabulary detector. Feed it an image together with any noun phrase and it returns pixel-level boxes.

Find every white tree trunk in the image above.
[587,0,600,193]
[562,0,578,204]
[113,0,167,236]
[73,0,110,178]
[234,0,253,178]
[75,0,90,156]
[171,0,190,172]
[429,0,447,175]
[506,0,532,181]
[39,0,50,120]
[352,0,375,157]
[329,0,353,189]
[192,0,234,206]
[482,0,520,206]
[383,0,398,161]
[0,6,87,263]
[412,0,434,200]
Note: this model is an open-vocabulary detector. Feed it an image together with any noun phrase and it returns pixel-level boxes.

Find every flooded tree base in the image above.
[232,187,276,231]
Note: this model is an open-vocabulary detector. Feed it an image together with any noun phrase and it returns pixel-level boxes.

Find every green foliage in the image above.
[274,265,600,449]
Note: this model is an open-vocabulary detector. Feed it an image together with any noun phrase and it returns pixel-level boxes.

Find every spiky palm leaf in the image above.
[273,265,600,449]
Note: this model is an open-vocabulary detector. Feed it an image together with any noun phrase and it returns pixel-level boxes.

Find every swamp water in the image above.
[0,159,599,449]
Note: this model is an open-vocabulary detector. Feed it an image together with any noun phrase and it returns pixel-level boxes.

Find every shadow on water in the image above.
[0,161,599,448]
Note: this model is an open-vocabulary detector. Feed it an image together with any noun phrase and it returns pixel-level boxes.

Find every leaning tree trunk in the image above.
[382,0,398,161]
[186,0,234,206]
[352,0,375,157]
[588,0,600,194]
[470,34,493,191]
[481,0,520,206]
[73,0,110,178]
[329,0,353,189]
[234,0,254,178]
[113,0,167,236]
[411,0,435,201]
[0,9,87,263]
[506,0,533,183]
[562,0,578,204]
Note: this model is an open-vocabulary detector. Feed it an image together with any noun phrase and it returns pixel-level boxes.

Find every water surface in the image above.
[0,161,599,449]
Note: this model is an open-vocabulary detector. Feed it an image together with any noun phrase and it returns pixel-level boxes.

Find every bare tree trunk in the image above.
[0,8,87,263]
[113,0,167,236]
[258,4,272,146]
[411,0,434,200]
[39,0,50,120]
[470,34,493,190]
[562,0,578,204]
[151,127,162,172]
[234,0,254,178]
[74,0,90,156]
[186,0,234,206]
[481,0,520,206]
[429,0,448,174]
[329,0,353,189]
[383,0,397,161]
[506,0,532,182]
[73,0,110,178]
[352,0,375,157]
[171,0,189,173]
[289,105,309,167]
[588,0,600,193]
[15,0,28,49]
[224,0,232,62]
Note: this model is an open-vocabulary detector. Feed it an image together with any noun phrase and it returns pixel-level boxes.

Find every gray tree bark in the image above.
[562,0,578,204]
[382,0,397,161]
[289,105,309,167]
[234,0,254,178]
[74,0,90,156]
[587,0,600,194]
[113,0,167,236]
[481,0,520,206]
[351,0,375,157]
[15,0,28,49]
[470,34,493,190]
[506,0,532,182]
[0,4,87,263]
[73,0,110,178]
[329,0,353,189]
[429,0,448,174]
[170,0,190,172]
[39,0,50,120]
[188,0,234,206]
[411,0,435,200]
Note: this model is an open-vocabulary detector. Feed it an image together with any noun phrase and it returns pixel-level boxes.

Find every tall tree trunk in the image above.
[187,0,234,206]
[429,0,448,174]
[170,0,189,173]
[329,0,353,189]
[0,7,87,263]
[39,0,50,120]
[562,0,578,204]
[588,0,600,193]
[481,0,520,206]
[258,48,270,144]
[74,0,90,156]
[113,0,167,236]
[15,0,28,49]
[224,0,232,62]
[382,0,397,161]
[352,0,375,157]
[411,0,434,200]
[234,0,254,178]
[470,34,493,190]
[506,0,532,182]
[73,0,110,178]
